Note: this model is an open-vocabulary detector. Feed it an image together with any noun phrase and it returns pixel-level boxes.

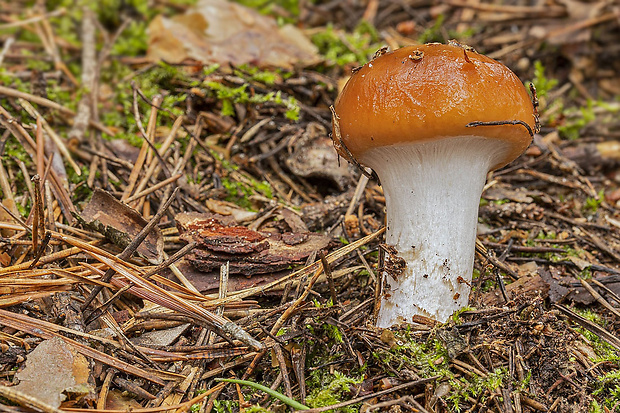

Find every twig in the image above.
[320,251,338,305]
[0,309,166,385]
[67,6,97,143]
[125,173,183,203]
[0,37,14,66]
[216,228,385,306]
[270,263,324,336]
[555,304,620,351]
[475,239,519,280]
[29,231,51,269]
[579,278,620,319]
[66,233,263,350]
[0,8,66,30]
[0,203,31,234]
[31,175,44,252]
[142,242,198,279]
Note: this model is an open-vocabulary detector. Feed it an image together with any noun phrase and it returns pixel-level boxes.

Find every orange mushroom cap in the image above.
[333,43,536,170]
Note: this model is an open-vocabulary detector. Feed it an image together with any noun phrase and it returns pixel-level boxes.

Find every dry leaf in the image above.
[131,323,191,347]
[15,337,94,408]
[147,0,320,68]
[482,275,550,306]
[105,390,143,411]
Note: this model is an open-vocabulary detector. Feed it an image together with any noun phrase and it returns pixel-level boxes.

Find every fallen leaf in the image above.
[567,256,593,270]
[147,0,320,68]
[131,323,191,347]
[483,185,536,203]
[105,139,141,163]
[482,275,550,306]
[538,267,570,304]
[105,390,143,411]
[15,337,94,408]
[279,207,309,233]
[206,198,257,222]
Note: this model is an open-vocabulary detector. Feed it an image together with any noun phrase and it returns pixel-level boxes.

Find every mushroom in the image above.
[332,43,537,327]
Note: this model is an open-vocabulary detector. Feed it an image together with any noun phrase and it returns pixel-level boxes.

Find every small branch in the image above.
[466,119,534,138]
[68,6,97,143]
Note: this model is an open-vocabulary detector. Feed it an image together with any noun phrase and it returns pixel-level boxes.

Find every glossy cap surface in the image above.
[333,43,535,169]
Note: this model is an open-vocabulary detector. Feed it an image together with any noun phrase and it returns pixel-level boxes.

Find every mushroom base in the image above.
[360,136,511,327]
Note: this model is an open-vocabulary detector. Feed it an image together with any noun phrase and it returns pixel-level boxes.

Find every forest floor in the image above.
[0,1,619,412]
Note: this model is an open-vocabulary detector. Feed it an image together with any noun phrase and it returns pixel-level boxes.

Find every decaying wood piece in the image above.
[177,212,332,275]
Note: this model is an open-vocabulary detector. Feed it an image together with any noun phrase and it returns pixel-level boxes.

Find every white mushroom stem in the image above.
[359,136,511,327]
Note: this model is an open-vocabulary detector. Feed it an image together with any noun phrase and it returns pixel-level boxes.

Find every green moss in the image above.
[234,65,280,86]
[532,60,558,99]
[212,400,239,413]
[98,62,191,139]
[518,371,532,392]
[233,0,300,20]
[243,406,272,413]
[447,368,509,411]
[26,59,54,73]
[305,370,362,412]
[3,139,31,165]
[557,99,596,140]
[205,81,300,121]
[590,399,603,413]
[592,370,620,410]
[111,20,149,56]
[311,22,382,67]
[203,64,221,77]
[46,79,78,112]
[583,190,605,214]
[324,323,344,344]
[418,15,445,44]
[375,330,451,379]
[67,165,94,203]
[452,306,474,324]
[574,309,620,370]
[220,174,273,210]
[143,62,191,91]
[0,68,29,93]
